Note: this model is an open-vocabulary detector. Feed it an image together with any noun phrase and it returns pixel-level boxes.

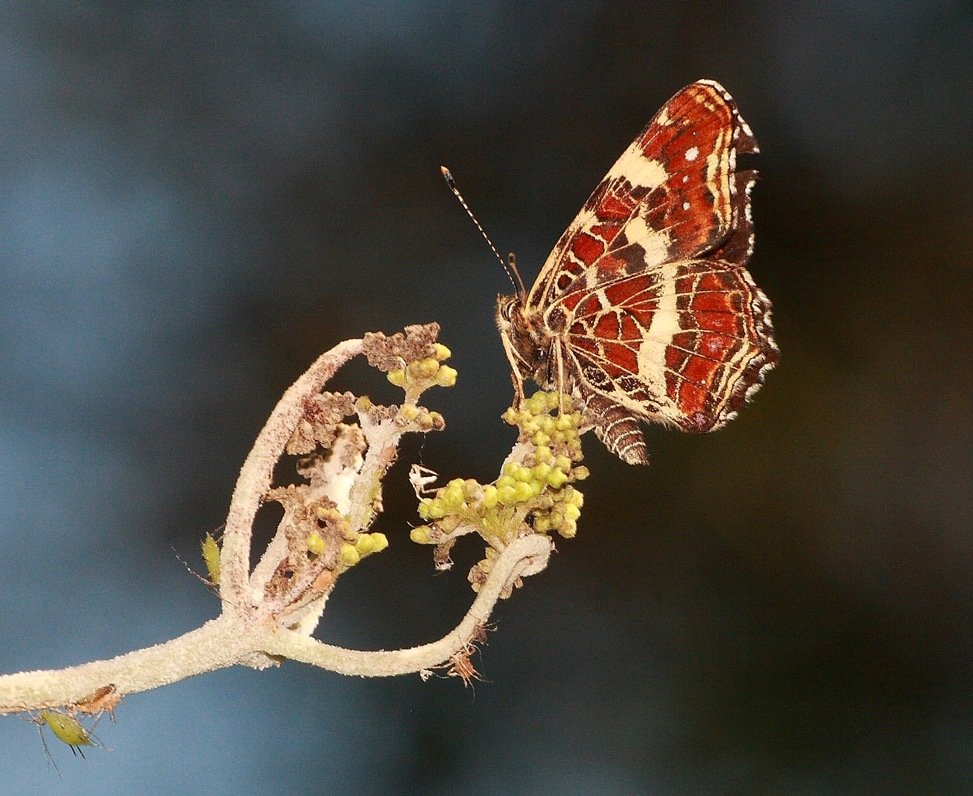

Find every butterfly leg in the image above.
[552,344,569,412]
[508,370,525,406]
[499,328,528,406]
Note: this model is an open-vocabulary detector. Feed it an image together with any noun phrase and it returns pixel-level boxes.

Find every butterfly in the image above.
[495,80,779,465]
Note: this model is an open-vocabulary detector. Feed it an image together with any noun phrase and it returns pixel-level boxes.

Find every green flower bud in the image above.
[442,481,466,510]
[480,484,498,509]
[307,530,326,556]
[496,474,516,490]
[497,484,518,505]
[532,462,552,481]
[512,465,531,483]
[435,365,458,387]
[513,481,534,502]
[410,526,432,544]
[526,393,548,416]
[339,543,361,566]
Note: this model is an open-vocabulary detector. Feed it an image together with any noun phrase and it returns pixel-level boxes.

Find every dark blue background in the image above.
[2,3,971,793]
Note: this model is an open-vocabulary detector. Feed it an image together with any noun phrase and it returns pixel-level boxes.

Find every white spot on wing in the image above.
[685,146,699,162]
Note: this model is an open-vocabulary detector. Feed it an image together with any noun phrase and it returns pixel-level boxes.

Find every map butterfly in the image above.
[495,80,779,464]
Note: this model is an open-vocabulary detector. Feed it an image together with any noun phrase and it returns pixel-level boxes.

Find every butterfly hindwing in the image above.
[554,259,775,433]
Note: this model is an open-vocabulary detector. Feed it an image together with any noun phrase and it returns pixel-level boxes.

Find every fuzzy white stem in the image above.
[261,533,552,676]
[0,618,250,712]
[0,534,552,710]
[220,338,363,611]
[0,331,560,714]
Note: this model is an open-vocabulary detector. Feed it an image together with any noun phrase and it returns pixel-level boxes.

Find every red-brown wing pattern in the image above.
[496,80,777,465]
[552,258,776,435]
[526,80,756,313]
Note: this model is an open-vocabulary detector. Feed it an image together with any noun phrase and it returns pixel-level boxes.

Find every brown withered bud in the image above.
[362,322,440,372]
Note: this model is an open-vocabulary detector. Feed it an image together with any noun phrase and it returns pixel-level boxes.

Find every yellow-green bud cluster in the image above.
[501,391,585,461]
[310,504,389,568]
[338,532,389,567]
[530,484,585,538]
[386,343,457,398]
[395,402,445,431]
[413,391,588,546]
[417,477,483,521]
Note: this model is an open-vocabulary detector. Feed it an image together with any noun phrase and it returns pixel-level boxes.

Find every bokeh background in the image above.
[1,3,971,794]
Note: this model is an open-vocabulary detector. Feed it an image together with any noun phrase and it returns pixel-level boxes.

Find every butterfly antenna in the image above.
[440,166,526,297]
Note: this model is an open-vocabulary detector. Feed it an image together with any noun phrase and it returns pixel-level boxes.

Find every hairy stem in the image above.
[0,619,248,712]
[0,534,551,710]
[220,338,363,611]
[261,533,552,676]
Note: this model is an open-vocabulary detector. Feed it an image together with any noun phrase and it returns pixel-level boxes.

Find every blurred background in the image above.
[1,3,971,793]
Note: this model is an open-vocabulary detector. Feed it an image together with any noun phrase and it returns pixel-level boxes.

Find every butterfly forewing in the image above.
[528,80,757,312]
[497,79,778,465]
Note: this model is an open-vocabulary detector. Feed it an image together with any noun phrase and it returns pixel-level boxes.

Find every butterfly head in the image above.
[495,293,557,397]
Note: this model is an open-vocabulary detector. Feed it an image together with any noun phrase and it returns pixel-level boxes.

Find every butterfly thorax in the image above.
[495,293,562,395]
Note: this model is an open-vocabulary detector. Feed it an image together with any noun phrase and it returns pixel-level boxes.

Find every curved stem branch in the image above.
[220,338,363,610]
[0,328,565,716]
[261,534,552,676]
